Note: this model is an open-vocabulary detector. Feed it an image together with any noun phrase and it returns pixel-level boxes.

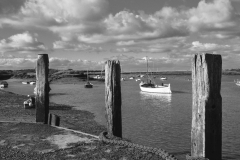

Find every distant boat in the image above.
[129,77,135,80]
[121,78,126,81]
[139,81,171,93]
[135,78,141,81]
[235,79,240,86]
[85,70,93,88]
[30,81,36,85]
[0,81,8,88]
[140,75,145,78]
[139,57,171,94]
[22,82,29,84]
[160,77,167,81]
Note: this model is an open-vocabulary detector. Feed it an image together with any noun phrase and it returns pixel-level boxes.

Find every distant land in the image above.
[0,69,240,81]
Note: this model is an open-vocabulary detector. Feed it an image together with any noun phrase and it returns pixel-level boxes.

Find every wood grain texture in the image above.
[191,53,222,160]
[105,60,122,138]
[48,113,60,126]
[36,54,49,124]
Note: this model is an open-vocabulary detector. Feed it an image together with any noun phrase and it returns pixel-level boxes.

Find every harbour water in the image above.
[3,75,240,160]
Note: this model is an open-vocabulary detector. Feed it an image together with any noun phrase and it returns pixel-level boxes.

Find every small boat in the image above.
[139,57,171,94]
[85,70,93,88]
[160,77,167,81]
[129,76,135,80]
[30,81,36,85]
[0,81,8,88]
[139,81,171,93]
[235,79,240,86]
[84,81,93,88]
[140,75,145,78]
[135,78,141,81]
[22,82,29,84]
[121,78,126,81]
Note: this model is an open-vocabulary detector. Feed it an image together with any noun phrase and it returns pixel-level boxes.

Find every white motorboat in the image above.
[139,57,171,94]
[139,81,171,93]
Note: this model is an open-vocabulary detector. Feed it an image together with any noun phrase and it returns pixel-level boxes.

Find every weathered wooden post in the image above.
[36,54,49,124]
[48,113,60,126]
[105,60,122,138]
[191,53,222,160]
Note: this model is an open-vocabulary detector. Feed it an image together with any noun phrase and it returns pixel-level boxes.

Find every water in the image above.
[3,75,240,159]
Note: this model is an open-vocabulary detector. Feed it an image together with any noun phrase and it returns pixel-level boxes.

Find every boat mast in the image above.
[146,56,148,83]
[87,69,89,82]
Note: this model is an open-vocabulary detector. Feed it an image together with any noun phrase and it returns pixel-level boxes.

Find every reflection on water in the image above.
[140,91,172,103]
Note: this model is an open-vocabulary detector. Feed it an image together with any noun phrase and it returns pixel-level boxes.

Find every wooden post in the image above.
[191,53,222,160]
[48,113,60,126]
[105,60,122,138]
[36,54,49,124]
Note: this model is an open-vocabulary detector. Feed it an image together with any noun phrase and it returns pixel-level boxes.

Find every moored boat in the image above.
[0,81,8,88]
[85,70,93,88]
[160,77,167,81]
[84,81,93,88]
[30,81,36,85]
[139,81,171,93]
[139,57,171,94]
[22,81,29,84]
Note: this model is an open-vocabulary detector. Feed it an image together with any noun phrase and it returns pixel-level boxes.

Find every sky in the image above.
[0,0,240,71]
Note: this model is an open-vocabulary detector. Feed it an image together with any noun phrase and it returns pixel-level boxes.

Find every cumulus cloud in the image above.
[190,41,230,52]
[53,41,102,52]
[49,57,104,70]
[1,0,238,44]
[0,58,36,69]
[0,32,46,53]
[116,40,136,46]
[105,54,191,71]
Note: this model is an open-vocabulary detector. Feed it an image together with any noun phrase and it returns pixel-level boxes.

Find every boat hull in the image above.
[85,84,93,88]
[139,84,171,93]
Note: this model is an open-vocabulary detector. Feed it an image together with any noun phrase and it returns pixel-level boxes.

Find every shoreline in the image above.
[0,85,167,160]
[0,88,106,136]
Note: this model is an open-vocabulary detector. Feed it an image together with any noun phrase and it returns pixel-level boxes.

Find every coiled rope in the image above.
[99,131,178,160]
[186,155,209,160]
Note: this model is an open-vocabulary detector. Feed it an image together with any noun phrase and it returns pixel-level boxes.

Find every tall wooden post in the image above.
[105,60,122,138]
[36,54,49,124]
[191,53,222,160]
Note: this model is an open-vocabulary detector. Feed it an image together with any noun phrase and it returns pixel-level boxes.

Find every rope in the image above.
[186,154,209,160]
[99,131,178,160]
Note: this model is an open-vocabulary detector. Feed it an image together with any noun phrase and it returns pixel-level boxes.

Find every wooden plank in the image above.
[191,53,222,160]
[105,60,122,138]
[36,54,49,124]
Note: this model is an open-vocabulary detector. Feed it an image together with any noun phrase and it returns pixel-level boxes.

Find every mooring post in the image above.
[36,54,49,124]
[105,60,122,138]
[48,113,60,126]
[191,53,222,160]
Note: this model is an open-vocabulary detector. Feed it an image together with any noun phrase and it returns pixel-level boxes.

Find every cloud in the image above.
[0,32,46,54]
[190,41,230,52]
[49,57,104,70]
[116,40,136,46]
[0,0,26,15]
[105,54,191,71]
[0,0,239,44]
[53,41,102,52]
[0,58,36,69]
